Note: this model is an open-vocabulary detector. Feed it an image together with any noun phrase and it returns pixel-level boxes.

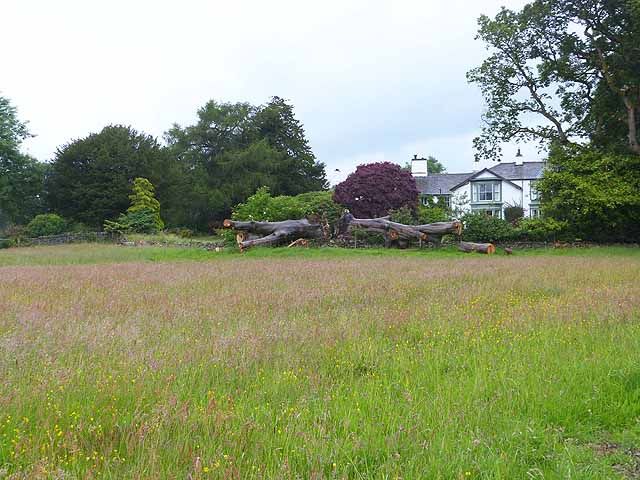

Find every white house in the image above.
[410,155,544,218]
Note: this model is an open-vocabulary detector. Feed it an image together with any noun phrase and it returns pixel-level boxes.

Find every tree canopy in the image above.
[0,95,46,226]
[468,0,640,161]
[46,125,173,228]
[333,162,419,218]
[165,97,327,230]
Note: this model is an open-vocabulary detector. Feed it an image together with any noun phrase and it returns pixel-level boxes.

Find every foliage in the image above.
[461,212,517,243]
[165,97,327,230]
[537,146,640,242]
[333,162,419,218]
[517,217,569,242]
[47,125,174,228]
[104,209,162,234]
[503,204,524,224]
[0,238,14,249]
[389,204,449,225]
[104,178,164,234]
[468,0,640,160]
[0,96,47,224]
[389,206,415,225]
[26,214,67,237]
[426,156,446,174]
[126,178,164,230]
[403,155,446,174]
[232,188,341,228]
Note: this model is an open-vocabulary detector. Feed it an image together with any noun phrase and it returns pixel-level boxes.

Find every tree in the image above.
[402,155,446,174]
[427,156,446,174]
[468,0,640,161]
[165,98,327,230]
[104,178,164,233]
[0,95,46,225]
[537,145,640,242]
[47,125,174,228]
[333,162,419,218]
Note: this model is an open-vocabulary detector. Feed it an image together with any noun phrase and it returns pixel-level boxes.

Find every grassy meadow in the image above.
[1,244,640,478]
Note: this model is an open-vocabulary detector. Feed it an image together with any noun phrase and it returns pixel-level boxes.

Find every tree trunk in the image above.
[458,241,496,254]
[223,219,324,251]
[338,213,462,246]
[623,98,640,155]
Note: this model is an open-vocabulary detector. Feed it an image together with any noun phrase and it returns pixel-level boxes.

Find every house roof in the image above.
[489,162,545,180]
[414,173,472,196]
[416,161,545,195]
[450,168,522,191]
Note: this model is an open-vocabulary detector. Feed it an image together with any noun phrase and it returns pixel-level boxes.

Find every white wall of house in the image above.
[446,177,541,219]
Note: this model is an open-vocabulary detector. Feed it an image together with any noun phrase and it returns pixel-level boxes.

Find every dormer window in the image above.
[472,181,501,202]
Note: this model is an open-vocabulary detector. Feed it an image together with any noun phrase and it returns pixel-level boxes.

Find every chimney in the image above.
[515,148,524,166]
[411,154,428,177]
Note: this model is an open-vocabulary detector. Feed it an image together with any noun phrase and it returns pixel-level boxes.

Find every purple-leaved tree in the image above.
[333,162,419,218]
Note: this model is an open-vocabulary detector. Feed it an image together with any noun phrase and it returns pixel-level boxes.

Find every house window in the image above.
[472,181,501,202]
[439,195,451,208]
[530,207,541,218]
[530,181,539,202]
[472,207,502,218]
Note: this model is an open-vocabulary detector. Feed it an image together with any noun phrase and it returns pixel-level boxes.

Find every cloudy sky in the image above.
[3,0,540,183]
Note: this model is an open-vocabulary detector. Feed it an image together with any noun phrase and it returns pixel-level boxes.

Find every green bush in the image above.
[389,205,449,225]
[416,204,449,224]
[517,217,569,242]
[461,213,516,243]
[26,214,67,237]
[0,238,14,249]
[104,209,161,234]
[503,204,524,224]
[232,188,342,229]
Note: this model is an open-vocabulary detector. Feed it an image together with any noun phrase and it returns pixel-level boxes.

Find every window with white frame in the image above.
[530,181,539,202]
[438,195,451,208]
[472,206,502,218]
[472,181,501,202]
[530,207,541,218]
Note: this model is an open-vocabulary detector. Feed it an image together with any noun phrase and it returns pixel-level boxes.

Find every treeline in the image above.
[1,96,327,233]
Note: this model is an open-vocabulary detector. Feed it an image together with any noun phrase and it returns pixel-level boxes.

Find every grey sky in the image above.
[3,0,539,184]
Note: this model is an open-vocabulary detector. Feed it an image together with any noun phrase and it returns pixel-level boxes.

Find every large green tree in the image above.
[165,97,327,230]
[468,0,640,161]
[47,125,176,228]
[0,96,46,226]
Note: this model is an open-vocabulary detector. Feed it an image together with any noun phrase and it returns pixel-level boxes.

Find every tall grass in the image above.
[0,246,639,478]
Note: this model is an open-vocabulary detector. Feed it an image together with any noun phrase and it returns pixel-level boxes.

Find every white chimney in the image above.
[411,154,428,177]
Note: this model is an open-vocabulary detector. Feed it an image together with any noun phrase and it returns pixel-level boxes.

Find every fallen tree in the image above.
[223,219,325,251]
[458,241,496,254]
[338,212,462,246]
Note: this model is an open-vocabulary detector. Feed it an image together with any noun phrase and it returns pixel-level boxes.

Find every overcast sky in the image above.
[3,0,540,184]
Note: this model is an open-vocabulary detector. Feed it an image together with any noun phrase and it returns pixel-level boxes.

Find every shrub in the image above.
[461,213,516,243]
[389,206,416,225]
[104,209,161,234]
[517,217,569,242]
[26,214,67,237]
[232,188,342,229]
[0,238,14,249]
[416,204,449,224]
[104,178,164,234]
[503,204,524,224]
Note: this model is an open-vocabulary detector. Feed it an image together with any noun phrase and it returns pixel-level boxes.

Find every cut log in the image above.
[504,247,513,255]
[223,219,324,251]
[458,241,496,254]
[338,213,462,246]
